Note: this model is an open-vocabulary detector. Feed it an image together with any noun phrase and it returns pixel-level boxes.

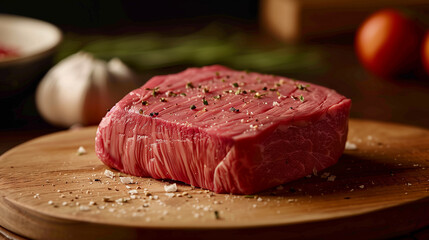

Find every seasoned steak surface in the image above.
[96,65,351,194]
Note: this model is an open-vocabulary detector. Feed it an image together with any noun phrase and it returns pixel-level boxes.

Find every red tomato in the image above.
[355,9,423,77]
[422,31,429,76]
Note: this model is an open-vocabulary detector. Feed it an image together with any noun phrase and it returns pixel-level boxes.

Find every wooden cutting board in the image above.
[1,119,429,240]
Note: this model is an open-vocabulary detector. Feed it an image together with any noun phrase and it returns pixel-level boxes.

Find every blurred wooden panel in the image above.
[260,0,429,42]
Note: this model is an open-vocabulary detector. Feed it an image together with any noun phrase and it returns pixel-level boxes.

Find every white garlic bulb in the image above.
[36,52,139,127]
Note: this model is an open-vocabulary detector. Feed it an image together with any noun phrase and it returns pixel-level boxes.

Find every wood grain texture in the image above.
[1,119,429,240]
[0,226,26,240]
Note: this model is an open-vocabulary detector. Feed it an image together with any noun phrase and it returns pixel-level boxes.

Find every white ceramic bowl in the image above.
[0,14,62,99]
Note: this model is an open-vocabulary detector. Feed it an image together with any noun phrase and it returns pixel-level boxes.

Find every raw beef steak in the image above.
[95,65,351,194]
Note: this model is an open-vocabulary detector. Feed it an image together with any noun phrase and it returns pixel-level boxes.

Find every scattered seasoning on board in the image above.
[214,210,220,219]
[77,146,86,155]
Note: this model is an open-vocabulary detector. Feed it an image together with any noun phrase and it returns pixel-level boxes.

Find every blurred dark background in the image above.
[0,0,260,131]
[1,1,259,34]
[1,0,429,150]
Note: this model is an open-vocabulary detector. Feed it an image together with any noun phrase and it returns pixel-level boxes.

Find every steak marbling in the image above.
[95,65,351,194]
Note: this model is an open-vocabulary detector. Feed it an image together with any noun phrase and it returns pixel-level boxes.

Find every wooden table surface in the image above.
[1,44,428,239]
[1,120,429,240]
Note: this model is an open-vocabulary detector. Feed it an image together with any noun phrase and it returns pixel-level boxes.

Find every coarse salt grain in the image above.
[128,190,138,195]
[104,169,115,179]
[79,205,90,211]
[120,177,134,184]
[165,193,175,198]
[115,198,127,204]
[77,146,87,155]
[327,175,336,182]
[48,200,54,205]
[345,141,358,150]
[164,183,178,192]
[359,185,365,189]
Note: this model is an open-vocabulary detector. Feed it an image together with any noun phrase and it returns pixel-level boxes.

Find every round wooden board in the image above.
[1,119,429,240]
